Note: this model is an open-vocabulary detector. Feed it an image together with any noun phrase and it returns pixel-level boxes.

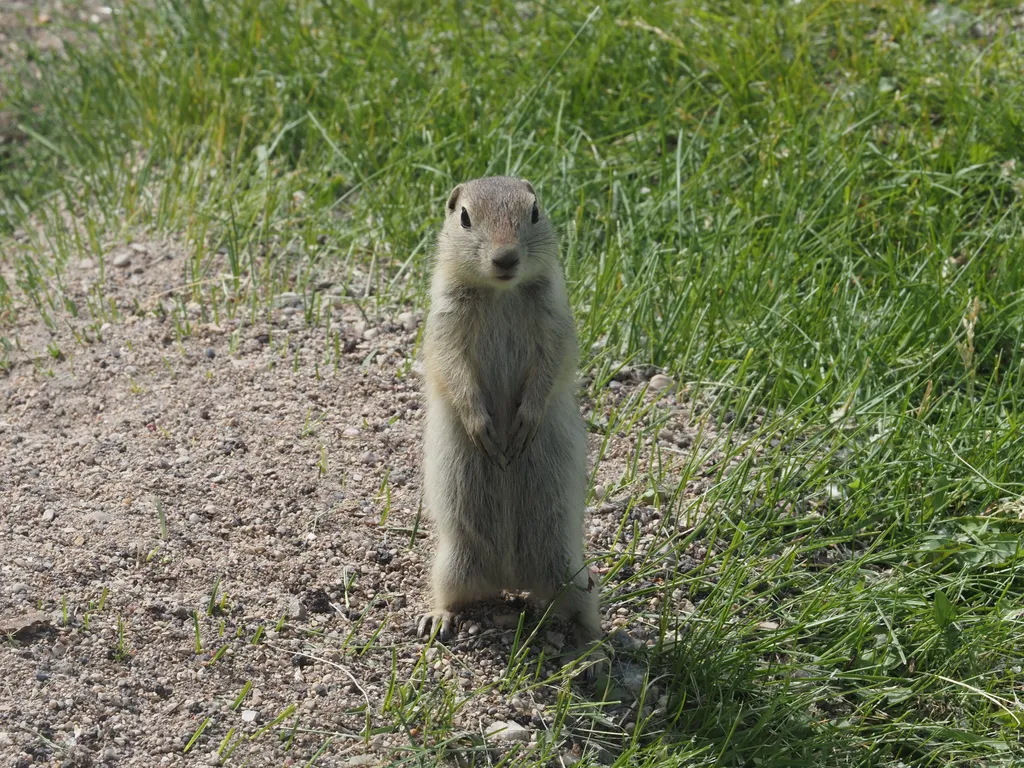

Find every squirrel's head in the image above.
[437,176,558,289]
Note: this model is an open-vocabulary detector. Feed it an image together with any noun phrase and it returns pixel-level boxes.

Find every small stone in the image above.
[648,374,675,392]
[188,513,200,524]
[129,243,148,253]
[275,292,302,308]
[111,252,132,268]
[363,327,379,341]
[12,582,29,594]
[544,631,564,648]
[84,511,112,525]
[342,427,360,438]
[205,348,216,359]
[397,312,417,331]
[486,720,530,743]
[593,485,607,501]
[493,613,521,630]
[340,757,378,767]
[241,709,258,723]
[41,510,55,523]
[78,258,95,269]
[359,451,377,465]
[100,746,118,762]
[284,596,307,621]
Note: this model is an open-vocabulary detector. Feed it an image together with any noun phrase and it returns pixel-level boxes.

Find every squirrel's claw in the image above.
[417,610,457,642]
[507,406,541,462]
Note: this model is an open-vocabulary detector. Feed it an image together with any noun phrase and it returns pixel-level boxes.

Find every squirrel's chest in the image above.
[471,301,534,401]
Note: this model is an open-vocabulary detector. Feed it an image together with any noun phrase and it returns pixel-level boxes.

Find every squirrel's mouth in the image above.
[496,274,516,282]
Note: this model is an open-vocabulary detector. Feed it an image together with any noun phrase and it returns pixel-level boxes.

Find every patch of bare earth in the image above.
[0,234,747,766]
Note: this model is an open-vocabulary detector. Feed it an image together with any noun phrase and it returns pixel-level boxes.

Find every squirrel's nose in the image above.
[492,247,520,271]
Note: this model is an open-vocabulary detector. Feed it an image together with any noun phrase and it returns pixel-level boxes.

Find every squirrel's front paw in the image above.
[467,411,506,469]
[508,401,542,460]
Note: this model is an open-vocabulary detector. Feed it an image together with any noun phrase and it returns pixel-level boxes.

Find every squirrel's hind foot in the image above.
[417,610,458,642]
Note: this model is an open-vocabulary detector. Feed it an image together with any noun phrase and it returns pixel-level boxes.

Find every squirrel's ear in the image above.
[522,180,535,195]
[446,185,463,213]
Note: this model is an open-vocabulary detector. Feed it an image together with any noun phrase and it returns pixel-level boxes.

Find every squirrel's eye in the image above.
[531,202,539,224]
[460,207,471,228]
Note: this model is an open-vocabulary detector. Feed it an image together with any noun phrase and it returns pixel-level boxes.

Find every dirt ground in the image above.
[0,230,730,766]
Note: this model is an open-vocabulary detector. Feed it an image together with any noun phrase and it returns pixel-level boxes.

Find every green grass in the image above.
[2,0,1024,765]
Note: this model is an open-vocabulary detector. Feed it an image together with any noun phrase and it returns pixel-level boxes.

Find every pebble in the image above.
[284,596,307,621]
[78,258,95,269]
[493,612,521,629]
[41,510,56,523]
[205,348,216,359]
[276,292,302,308]
[342,427,360,438]
[12,582,29,594]
[486,720,530,743]
[241,710,258,723]
[363,327,379,341]
[544,630,564,648]
[101,746,118,762]
[188,513,200,524]
[648,374,675,392]
[593,484,607,501]
[111,252,132,268]
[84,511,112,525]
[397,312,417,331]
[359,451,377,465]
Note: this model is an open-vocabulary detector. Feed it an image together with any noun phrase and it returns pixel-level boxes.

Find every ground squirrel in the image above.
[416,175,602,670]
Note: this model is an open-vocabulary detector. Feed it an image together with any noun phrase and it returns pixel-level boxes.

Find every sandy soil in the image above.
[0,232,732,766]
